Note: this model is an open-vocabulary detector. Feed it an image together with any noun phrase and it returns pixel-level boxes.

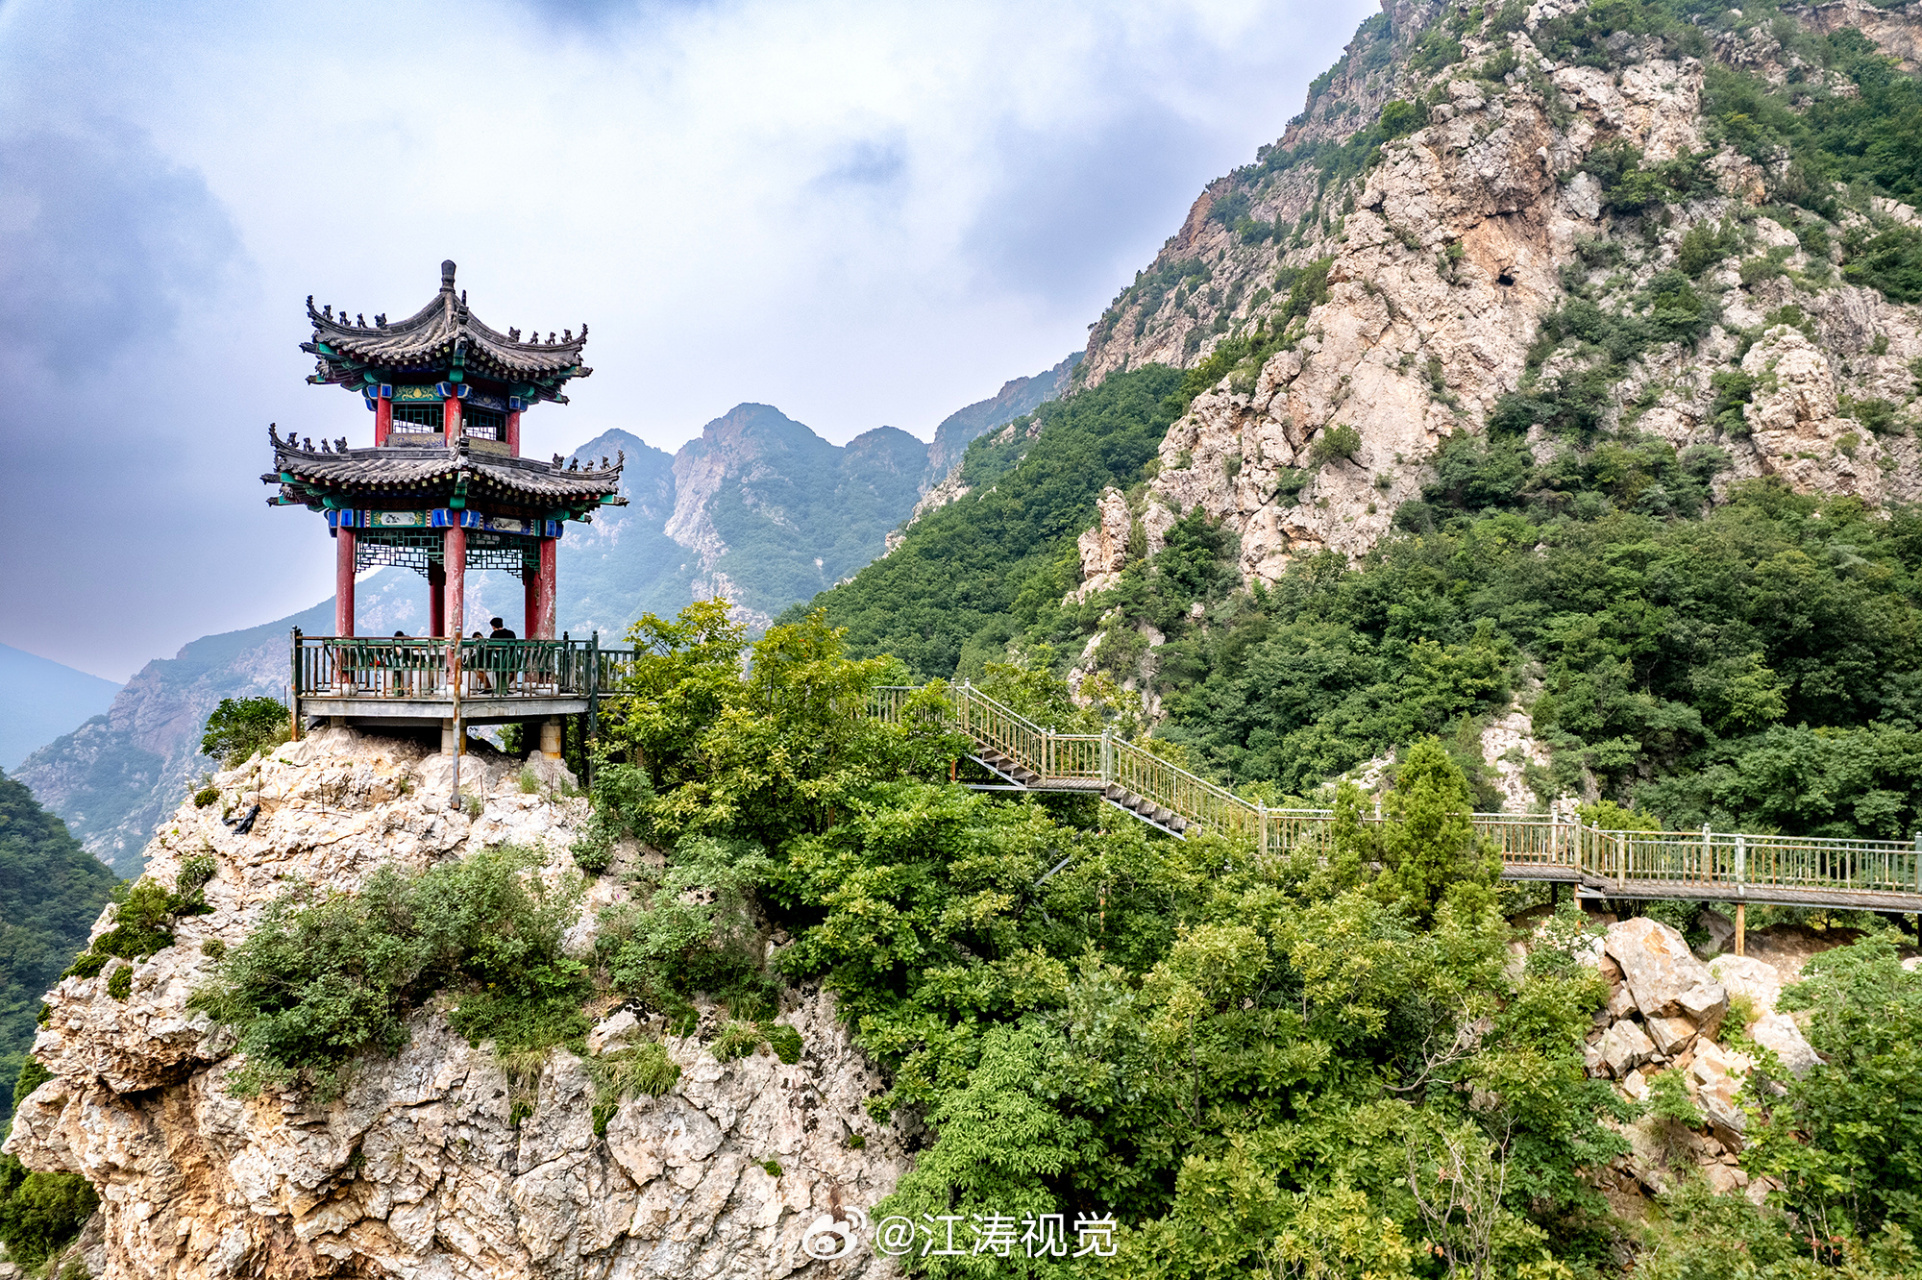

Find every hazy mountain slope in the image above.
[13,602,330,874]
[553,431,694,639]
[0,768,115,1118]
[665,404,929,625]
[922,352,1082,484]
[0,646,120,772]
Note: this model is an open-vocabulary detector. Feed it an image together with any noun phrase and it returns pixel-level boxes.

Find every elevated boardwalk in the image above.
[874,684,1922,917]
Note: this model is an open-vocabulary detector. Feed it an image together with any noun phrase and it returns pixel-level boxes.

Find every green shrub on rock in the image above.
[189,845,587,1100]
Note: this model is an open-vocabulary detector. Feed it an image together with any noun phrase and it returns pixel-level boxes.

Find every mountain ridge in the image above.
[0,646,120,773]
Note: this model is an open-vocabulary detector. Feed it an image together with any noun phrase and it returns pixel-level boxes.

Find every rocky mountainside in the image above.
[920,353,1081,487]
[5,730,911,1279]
[1071,0,1922,588]
[804,0,1922,829]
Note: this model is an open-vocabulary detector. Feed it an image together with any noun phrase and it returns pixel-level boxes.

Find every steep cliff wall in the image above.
[5,730,910,1279]
[1071,0,1922,589]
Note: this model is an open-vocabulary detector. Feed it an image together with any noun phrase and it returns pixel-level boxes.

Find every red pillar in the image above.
[374,396,393,446]
[335,529,356,637]
[445,523,466,638]
[444,395,463,445]
[537,537,557,639]
[506,409,521,456]
[428,562,446,638]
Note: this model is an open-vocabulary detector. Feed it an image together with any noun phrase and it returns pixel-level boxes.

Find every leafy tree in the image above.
[0,1152,97,1269]
[199,696,291,768]
[1749,938,1922,1242]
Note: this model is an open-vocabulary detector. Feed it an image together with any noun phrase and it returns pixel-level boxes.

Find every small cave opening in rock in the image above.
[1497,269,1516,286]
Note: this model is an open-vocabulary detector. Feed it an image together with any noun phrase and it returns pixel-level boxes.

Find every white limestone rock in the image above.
[4,728,914,1280]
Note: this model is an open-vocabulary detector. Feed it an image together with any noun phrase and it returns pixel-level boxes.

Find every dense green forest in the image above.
[0,772,109,1270]
[0,770,113,1120]
[780,365,1185,677]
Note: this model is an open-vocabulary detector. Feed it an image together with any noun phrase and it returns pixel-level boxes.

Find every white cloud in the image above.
[0,0,1374,677]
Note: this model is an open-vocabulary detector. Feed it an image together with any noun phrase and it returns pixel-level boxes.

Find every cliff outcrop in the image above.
[5,730,911,1279]
[1068,0,1922,593]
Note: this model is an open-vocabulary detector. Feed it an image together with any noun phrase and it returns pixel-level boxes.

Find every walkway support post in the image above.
[1735,902,1746,956]
[290,627,302,741]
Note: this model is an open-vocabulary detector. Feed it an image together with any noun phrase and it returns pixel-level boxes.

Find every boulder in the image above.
[1645,1013,1698,1057]
[1708,954,1785,1019]
[1751,1012,1822,1076]
[1604,918,1729,1028]
[1600,1019,1656,1077]
[1698,908,1735,957]
[587,1009,640,1055]
[1619,1068,1650,1102]
[1702,1161,1745,1195]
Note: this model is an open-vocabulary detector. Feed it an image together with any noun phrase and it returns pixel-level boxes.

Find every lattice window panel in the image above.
[354,529,443,576]
[352,528,539,579]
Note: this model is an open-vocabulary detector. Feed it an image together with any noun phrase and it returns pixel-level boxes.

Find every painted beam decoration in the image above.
[326,509,563,537]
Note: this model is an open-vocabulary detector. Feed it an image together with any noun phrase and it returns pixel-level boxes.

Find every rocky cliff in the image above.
[5,730,910,1279]
[1067,0,1922,592]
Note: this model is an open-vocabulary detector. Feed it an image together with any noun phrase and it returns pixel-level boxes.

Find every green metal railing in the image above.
[873,683,1922,907]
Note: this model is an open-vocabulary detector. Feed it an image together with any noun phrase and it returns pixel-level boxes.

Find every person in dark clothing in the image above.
[486,617,516,691]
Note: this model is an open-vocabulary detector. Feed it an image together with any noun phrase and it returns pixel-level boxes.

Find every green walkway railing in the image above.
[874,683,1922,911]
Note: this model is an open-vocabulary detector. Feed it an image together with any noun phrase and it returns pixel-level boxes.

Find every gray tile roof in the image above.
[264,426,626,509]
[303,260,590,402]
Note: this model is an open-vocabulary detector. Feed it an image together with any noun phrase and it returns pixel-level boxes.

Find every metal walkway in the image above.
[874,684,1922,916]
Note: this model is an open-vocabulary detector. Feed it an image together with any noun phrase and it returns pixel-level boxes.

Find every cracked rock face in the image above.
[1064,2,1922,602]
[5,729,912,1280]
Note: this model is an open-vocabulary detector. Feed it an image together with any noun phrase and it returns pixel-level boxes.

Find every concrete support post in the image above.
[335,529,356,637]
[1735,902,1746,957]
[540,717,562,760]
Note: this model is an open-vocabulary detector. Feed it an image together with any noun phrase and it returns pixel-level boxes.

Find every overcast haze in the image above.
[0,0,1374,680]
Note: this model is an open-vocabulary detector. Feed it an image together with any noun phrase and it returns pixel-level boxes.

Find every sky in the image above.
[0,0,1375,681]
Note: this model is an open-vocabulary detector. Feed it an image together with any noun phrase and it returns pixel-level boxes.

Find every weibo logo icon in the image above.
[801,1208,869,1260]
